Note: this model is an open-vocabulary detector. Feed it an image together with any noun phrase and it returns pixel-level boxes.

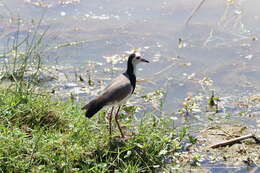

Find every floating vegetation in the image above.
[178,94,202,116]
[59,0,81,5]
[53,40,90,49]
[24,0,81,8]
[207,91,220,113]
[178,38,187,48]
[24,0,53,8]
[198,77,214,90]
[141,89,166,111]
[103,54,126,65]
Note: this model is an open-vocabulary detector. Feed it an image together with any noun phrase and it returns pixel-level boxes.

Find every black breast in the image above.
[123,73,136,93]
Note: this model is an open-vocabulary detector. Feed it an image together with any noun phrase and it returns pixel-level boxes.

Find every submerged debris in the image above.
[194,124,260,168]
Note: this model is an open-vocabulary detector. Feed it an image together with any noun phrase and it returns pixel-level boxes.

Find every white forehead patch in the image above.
[135,52,141,57]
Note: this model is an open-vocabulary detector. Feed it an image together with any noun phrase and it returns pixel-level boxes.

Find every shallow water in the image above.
[0,0,259,171]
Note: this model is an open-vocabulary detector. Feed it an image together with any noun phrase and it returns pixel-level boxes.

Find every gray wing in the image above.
[97,74,133,105]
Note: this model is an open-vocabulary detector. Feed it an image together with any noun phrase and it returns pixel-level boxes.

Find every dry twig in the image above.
[209,133,259,149]
[185,0,207,25]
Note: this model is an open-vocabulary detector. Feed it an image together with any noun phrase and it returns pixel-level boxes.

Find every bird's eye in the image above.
[136,57,140,60]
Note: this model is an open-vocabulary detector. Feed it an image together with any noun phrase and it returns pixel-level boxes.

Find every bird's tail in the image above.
[82,99,105,118]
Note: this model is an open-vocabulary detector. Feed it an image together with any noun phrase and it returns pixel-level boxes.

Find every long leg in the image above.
[108,106,114,136]
[115,106,124,138]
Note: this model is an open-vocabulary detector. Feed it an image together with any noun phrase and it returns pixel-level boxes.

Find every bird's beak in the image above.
[140,58,149,63]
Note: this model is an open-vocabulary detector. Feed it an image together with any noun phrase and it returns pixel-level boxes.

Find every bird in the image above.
[82,52,149,138]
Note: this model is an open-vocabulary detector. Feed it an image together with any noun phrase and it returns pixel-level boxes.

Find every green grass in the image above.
[0,88,195,172]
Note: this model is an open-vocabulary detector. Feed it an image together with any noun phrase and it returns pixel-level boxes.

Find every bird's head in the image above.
[128,52,149,66]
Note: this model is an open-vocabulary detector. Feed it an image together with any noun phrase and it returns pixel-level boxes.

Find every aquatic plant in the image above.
[0,17,47,91]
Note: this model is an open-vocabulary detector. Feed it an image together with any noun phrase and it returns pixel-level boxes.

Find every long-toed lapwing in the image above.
[82,52,149,138]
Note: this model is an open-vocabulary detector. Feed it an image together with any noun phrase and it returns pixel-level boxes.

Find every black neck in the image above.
[125,58,136,93]
[126,58,135,76]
